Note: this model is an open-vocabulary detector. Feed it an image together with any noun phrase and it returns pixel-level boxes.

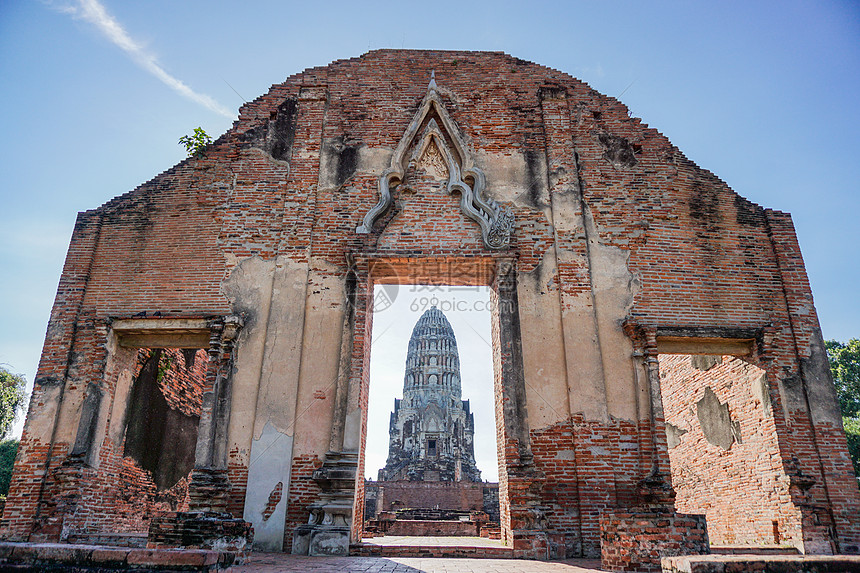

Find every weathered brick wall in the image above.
[600,511,709,572]
[660,354,800,546]
[145,349,206,418]
[5,50,857,562]
[765,210,860,554]
[529,416,643,558]
[482,484,500,523]
[372,480,486,513]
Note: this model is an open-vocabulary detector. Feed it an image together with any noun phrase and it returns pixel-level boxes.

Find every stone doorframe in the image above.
[293,254,551,558]
[109,316,244,512]
[110,316,255,553]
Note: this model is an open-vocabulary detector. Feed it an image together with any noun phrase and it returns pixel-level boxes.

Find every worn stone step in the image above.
[350,543,514,559]
[710,544,801,555]
[0,542,236,571]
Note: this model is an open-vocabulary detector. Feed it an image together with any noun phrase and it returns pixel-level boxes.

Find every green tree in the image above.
[0,439,18,496]
[827,339,860,478]
[0,368,26,440]
[827,339,860,418]
[843,418,860,478]
[178,127,212,158]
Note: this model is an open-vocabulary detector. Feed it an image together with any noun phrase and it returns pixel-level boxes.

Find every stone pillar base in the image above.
[600,510,708,572]
[292,450,357,557]
[148,511,254,562]
[292,524,350,556]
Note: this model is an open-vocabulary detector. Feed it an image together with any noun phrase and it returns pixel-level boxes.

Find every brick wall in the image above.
[660,354,800,546]
[385,520,480,537]
[601,511,709,572]
[282,455,322,552]
[529,416,644,558]
[372,480,486,513]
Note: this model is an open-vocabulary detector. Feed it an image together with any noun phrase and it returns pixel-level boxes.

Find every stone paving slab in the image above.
[234,553,607,572]
[662,553,860,572]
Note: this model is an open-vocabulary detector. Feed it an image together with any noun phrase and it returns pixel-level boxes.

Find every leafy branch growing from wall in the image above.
[156,351,174,384]
[179,127,212,158]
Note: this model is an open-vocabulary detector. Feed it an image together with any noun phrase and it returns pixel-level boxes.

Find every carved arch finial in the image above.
[356,78,514,250]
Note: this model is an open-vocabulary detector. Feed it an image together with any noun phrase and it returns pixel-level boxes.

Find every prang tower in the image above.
[378,306,481,482]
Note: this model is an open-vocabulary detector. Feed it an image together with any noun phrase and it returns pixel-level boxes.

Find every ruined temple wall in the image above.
[288,55,642,555]
[555,63,859,552]
[7,50,857,555]
[219,84,346,551]
[2,211,105,540]
[659,354,800,547]
[761,211,860,553]
[565,79,858,541]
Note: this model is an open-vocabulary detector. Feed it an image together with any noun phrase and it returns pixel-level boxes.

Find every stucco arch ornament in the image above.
[356,74,514,249]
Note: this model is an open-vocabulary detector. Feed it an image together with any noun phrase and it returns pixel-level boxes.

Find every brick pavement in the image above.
[234,554,607,572]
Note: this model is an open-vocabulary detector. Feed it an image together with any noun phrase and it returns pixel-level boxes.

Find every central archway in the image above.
[348,256,536,549]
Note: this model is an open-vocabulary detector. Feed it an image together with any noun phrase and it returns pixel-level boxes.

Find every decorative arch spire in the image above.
[356,75,514,249]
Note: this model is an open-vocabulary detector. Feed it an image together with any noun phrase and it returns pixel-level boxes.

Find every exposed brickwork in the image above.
[70,347,204,540]
[226,448,249,520]
[0,542,236,571]
[530,416,643,559]
[383,520,481,537]
[112,457,191,534]
[148,511,252,555]
[281,455,322,552]
[138,348,207,418]
[660,354,799,547]
[350,543,513,559]
[662,553,860,573]
[351,272,374,544]
[600,511,709,572]
[2,345,204,543]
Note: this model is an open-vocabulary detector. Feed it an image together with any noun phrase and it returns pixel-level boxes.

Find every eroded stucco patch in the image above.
[243,421,293,552]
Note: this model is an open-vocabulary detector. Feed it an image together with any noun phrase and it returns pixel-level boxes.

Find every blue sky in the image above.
[1,1,858,450]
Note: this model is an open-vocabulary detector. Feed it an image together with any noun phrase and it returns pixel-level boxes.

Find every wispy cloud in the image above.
[51,0,234,118]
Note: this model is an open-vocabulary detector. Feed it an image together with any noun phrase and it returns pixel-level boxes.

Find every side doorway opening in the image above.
[72,339,208,545]
[658,345,801,551]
